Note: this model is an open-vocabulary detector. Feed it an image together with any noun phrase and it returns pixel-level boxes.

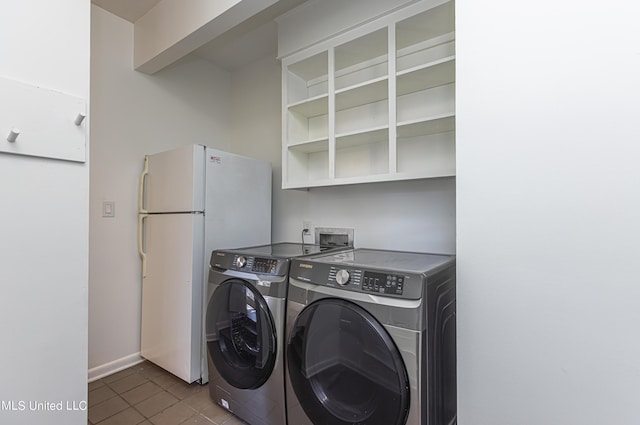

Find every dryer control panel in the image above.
[362,271,405,296]
[292,262,423,300]
[232,255,284,275]
[328,267,361,287]
[328,268,404,295]
[211,251,289,276]
[251,257,279,274]
[289,248,455,300]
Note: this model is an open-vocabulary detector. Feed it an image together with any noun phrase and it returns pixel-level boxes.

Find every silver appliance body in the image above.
[285,248,457,425]
[205,243,348,425]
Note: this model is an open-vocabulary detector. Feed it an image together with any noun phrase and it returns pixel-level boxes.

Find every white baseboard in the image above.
[88,353,145,383]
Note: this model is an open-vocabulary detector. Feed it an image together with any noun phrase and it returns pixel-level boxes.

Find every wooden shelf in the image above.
[288,138,329,153]
[397,114,455,138]
[288,94,328,117]
[288,52,328,82]
[397,58,455,96]
[336,126,389,148]
[335,77,388,111]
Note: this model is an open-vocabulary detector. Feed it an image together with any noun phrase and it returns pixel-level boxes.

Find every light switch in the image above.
[102,201,115,218]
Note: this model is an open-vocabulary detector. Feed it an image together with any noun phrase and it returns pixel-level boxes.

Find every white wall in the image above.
[89,6,232,376]
[457,0,640,423]
[228,54,309,242]
[0,1,89,424]
[230,49,455,253]
[304,178,455,252]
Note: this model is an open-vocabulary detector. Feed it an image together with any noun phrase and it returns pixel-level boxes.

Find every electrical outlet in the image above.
[303,220,313,233]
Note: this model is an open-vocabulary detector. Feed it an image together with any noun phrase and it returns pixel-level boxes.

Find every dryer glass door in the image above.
[287,298,410,425]
[206,279,277,389]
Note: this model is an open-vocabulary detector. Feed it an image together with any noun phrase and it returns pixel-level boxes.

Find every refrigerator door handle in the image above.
[138,213,148,278]
[138,155,149,214]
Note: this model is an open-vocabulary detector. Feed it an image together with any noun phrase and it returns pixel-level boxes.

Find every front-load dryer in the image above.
[205,243,348,425]
[286,248,456,425]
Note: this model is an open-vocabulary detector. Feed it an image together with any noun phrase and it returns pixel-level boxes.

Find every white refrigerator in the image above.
[137,144,271,383]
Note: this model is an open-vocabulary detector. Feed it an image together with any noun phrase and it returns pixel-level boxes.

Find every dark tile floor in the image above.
[88,361,247,425]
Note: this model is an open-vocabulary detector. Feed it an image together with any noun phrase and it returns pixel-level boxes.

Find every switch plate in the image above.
[102,201,115,218]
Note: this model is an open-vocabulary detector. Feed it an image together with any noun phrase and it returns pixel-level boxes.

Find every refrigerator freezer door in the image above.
[143,145,205,213]
[140,213,204,383]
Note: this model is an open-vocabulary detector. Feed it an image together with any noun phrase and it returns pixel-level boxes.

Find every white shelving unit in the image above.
[282,0,455,188]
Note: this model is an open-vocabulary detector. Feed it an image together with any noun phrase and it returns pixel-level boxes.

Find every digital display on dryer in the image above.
[362,271,404,295]
[252,257,278,274]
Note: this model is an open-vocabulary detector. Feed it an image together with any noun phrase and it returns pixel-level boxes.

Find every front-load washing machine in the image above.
[285,248,456,425]
[205,242,348,425]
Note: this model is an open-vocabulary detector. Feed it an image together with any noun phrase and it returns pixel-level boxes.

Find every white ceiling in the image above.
[91,0,306,71]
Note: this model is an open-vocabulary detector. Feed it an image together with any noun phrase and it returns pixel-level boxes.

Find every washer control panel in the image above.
[291,262,425,300]
[289,249,456,300]
[328,267,404,296]
[232,255,279,274]
[211,251,287,276]
[362,271,404,296]
[329,267,362,287]
[251,257,279,274]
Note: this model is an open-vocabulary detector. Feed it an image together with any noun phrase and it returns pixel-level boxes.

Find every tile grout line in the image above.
[89,361,248,425]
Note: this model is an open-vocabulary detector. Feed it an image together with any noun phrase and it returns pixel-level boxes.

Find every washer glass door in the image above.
[287,298,410,425]
[206,279,276,389]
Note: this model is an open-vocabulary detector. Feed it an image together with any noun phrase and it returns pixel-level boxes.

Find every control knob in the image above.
[336,269,350,286]
[235,256,247,268]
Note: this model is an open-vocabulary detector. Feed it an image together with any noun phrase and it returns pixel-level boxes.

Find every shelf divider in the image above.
[389,21,397,174]
[328,46,336,180]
